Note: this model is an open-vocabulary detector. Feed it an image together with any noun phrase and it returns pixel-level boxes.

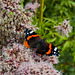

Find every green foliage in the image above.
[21,0,75,74]
[44,0,75,23]
[31,0,75,74]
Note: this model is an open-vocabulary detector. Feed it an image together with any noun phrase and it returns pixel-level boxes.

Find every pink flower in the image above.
[25,2,32,10]
[25,2,40,12]
[17,60,61,75]
[54,19,72,37]
[0,56,2,61]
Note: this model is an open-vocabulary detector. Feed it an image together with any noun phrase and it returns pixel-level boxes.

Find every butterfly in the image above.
[24,28,60,56]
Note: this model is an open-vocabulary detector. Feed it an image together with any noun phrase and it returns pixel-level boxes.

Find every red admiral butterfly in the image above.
[24,28,60,56]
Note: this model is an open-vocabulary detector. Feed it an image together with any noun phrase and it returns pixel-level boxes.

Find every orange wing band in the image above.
[46,44,52,55]
[24,41,30,48]
[27,34,39,40]
[38,54,42,56]
[27,36,32,40]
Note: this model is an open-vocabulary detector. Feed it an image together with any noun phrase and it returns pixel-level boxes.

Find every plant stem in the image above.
[39,0,44,24]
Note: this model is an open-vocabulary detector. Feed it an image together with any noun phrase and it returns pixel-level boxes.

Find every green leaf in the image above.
[62,41,70,51]
[0,27,1,30]
[69,67,75,72]
[43,5,46,12]
[73,53,75,62]
[44,27,50,30]
[69,73,75,75]
[2,9,6,12]
[54,32,67,40]
[47,37,56,42]
[9,11,13,16]
[44,18,56,24]
[69,1,75,7]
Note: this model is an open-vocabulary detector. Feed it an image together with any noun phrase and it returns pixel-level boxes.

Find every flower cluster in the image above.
[0,43,31,74]
[31,50,59,64]
[0,0,39,47]
[0,0,62,75]
[17,49,61,75]
[55,19,72,37]
[0,43,62,75]
[17,51,62,75]
[17,61,61,75]
[25,2,40,13]
[0,0,36,33]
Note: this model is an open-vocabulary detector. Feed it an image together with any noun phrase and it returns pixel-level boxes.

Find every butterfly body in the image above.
[24,28,60,56]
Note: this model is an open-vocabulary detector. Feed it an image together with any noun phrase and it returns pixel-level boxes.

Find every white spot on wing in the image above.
[54,47,57,51]
[30,31,34,34]
[27,33,29,34]
[54,52,56,54]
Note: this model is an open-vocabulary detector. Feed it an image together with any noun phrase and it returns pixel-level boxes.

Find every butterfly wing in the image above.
[24,28,60,56]
[24,28,42,48]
